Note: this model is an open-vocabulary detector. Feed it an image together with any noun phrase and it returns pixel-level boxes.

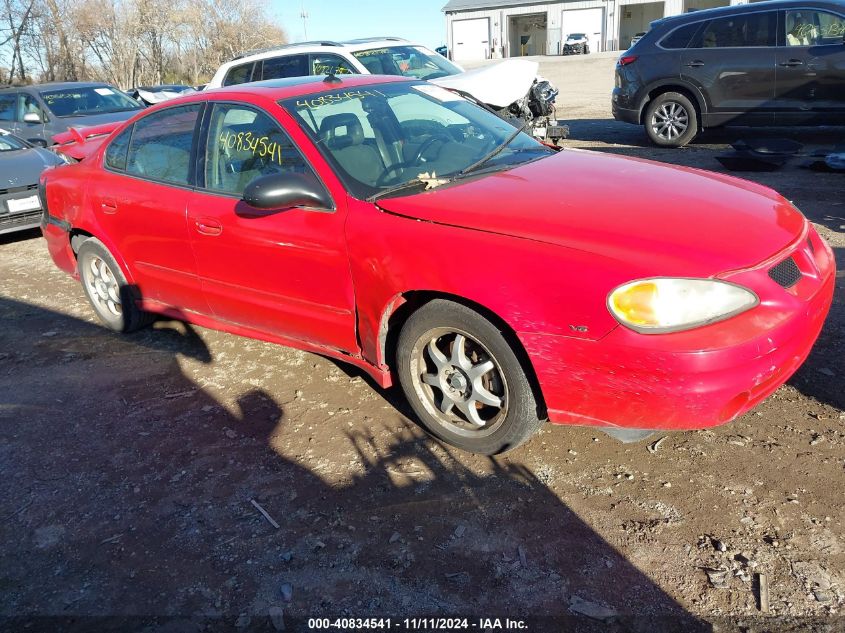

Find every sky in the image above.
[272,0,450,49]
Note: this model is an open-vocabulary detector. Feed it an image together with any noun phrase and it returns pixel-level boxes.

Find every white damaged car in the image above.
[206,37,566,142]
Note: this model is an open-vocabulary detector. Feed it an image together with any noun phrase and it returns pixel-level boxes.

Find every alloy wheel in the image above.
[651,101,689,141]
[409,327,508,438]
[83,255,123,319]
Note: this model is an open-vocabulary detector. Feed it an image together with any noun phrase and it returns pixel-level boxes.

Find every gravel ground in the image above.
[1,55,843,632]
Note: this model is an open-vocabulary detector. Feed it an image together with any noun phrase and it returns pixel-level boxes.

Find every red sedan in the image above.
[40,75,835,454]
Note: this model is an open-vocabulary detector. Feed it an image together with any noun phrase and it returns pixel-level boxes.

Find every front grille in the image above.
[0,183,37,196]
[768,256,801,288]
[0,208,42,232]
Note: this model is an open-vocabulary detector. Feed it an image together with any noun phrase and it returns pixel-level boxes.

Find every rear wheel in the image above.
[396,299,544,455]
[77,238,155,333]
[644,91,698,147]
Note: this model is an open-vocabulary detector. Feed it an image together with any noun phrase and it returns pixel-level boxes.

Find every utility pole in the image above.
[300,2,309,40]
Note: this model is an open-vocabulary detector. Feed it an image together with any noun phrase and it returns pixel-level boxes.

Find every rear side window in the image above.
[223,63,255,87]
[660,22,703,48]
[126,104,202,185]
[695,12,776,48]
[260,54,309,80]
[105,126,132,171]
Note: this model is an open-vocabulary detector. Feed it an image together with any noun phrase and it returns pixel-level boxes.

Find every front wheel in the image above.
[77,237,155,333]
[644,92,698,147]
[396,299,544,455]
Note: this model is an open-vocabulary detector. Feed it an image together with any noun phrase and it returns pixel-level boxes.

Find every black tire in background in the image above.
[396,299,544,455]
[644,91,699,148]
[76,237,155,333]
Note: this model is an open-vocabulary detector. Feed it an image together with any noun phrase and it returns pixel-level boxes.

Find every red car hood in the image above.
[376,149,806,277]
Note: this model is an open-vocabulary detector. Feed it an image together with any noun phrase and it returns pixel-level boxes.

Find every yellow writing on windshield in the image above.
[295,89,387,110]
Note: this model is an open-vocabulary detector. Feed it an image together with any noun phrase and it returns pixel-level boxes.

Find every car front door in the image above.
[775,8,845,123]
[186,101,358,353]
[680,11,778,125]
[91,103,207,313]
[14,93,48,144]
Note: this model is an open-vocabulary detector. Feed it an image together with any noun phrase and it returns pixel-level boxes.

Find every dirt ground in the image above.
[1,55,844,632]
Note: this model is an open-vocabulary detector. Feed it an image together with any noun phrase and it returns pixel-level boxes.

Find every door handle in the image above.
[101,198,118,214]
[195,218,223,236]
[686,60,705,67]
[779,59,804,67]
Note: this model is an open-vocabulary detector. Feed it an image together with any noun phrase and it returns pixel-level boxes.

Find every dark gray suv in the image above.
[612,0,845,147]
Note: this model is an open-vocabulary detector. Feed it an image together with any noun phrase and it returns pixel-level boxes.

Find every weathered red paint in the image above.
[40,76,835,431]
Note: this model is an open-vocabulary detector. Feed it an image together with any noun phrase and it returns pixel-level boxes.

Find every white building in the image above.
[443,0,758,59]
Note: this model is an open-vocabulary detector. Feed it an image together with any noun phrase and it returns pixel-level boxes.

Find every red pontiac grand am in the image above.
[40,75,835,454]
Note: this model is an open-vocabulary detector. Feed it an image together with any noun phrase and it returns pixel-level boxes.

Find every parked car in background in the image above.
[563,33,590,54]
[40,75,833,454]
[613,0,845,146]
[206,37,565,142]
[129,84,196,106]
[630,32,646,47]
[0,82,143,146]
[0,129,65,235]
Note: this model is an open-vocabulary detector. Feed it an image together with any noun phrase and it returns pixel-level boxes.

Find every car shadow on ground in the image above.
[0,295,711,631]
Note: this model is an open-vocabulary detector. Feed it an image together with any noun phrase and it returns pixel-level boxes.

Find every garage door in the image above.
[561,8,604,52]
[452,18,490,61]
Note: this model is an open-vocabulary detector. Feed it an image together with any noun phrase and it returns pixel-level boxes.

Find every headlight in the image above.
[608,278,758,334]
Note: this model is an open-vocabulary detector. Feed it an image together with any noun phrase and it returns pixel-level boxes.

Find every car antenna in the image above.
[323,71,342,84]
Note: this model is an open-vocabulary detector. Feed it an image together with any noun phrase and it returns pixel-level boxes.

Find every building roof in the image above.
[443,0,545,12]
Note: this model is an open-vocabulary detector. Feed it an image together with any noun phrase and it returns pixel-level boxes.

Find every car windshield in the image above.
[40,86,142,117]
[352,45,462,81]
[281,81,553,200]
[0,133,28,152]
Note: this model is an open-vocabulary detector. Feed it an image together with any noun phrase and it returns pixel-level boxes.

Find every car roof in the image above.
[225,37,416,66]
[198,74,415,101]
[653,0,845,27]
[0,81,113,94]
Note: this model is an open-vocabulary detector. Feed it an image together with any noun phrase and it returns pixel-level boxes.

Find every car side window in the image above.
[18,94,45,122]
[0,94,16,121]
[260,54,309,80]
[695,12,776,48]
[786,10,845,46]
[126,104,202,185]
[223,63,255,87]
[203,103,311,196]
[310,54,357,75]
[104,126,133,171]
[660,22,704,49]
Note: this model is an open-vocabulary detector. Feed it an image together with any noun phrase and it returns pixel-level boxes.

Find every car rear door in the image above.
[91,103,207,312]
[680,11,778,124]
[775,8,845,123]
[186,101,358,353]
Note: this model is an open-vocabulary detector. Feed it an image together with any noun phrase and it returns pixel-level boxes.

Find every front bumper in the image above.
[0,185,42,235]
[521,230,836,430]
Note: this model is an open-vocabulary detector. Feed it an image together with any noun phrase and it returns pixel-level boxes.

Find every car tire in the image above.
[644,92,698,147]
[396,299,544,455]
[77,238,155,333]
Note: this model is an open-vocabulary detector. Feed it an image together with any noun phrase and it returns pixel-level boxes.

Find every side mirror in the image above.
[242,172,333,211]
[23,112,42,124]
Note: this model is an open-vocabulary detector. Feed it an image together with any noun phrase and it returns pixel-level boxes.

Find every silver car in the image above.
[0,82,143,146]
[0,130,65,235]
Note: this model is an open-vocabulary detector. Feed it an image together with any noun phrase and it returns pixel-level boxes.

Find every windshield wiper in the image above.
[367,177,430,203]
[458,120,529,177]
